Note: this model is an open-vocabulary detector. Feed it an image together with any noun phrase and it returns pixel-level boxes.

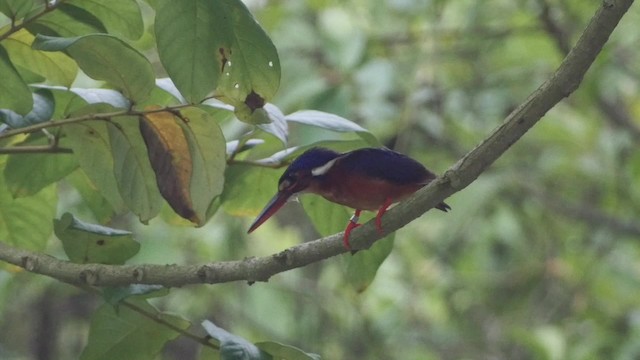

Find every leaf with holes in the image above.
[154,0,280,112]
[53,213,139,264]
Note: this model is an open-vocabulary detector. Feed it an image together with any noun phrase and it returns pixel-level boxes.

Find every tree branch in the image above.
[0,0,635,287]
[536,0,640,141]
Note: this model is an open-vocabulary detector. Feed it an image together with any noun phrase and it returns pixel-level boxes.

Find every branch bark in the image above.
[0,0,635,287]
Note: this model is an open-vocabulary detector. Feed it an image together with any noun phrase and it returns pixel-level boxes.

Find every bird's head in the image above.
[247,147,340,233]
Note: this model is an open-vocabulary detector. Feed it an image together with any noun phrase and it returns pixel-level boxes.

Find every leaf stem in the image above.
[0,103,194,141]
[0,0,68,42]
[75,284,220,351]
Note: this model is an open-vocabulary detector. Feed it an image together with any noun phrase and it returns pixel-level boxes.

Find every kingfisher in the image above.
[247,147,451,250]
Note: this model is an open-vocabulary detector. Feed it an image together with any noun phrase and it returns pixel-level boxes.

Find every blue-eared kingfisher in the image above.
[247,147,451,250]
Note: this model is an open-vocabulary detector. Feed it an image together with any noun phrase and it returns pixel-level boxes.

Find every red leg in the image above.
[375,197,393,234]
[343,209,362,250]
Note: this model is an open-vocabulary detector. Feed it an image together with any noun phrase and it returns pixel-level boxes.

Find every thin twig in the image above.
[0,0,68,42]
[0,104,194,141]
[75,284,219,350]
[0,145,73,154]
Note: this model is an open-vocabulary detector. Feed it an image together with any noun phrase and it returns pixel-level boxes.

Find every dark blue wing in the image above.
[338,148,435,185]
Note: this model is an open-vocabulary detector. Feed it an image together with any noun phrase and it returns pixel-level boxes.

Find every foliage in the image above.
[0,0,639,359]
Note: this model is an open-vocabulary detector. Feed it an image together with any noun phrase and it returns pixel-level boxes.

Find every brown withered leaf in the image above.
[139,111,199,223]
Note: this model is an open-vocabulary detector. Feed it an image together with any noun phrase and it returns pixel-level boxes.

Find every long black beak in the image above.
[247,191,292,233]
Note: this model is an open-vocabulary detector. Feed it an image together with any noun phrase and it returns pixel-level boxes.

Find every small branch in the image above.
[0,0,67,42]
[0,145,73,154]
[121,300,218,349]
[0,0,635,287]
[0,104,194,141]
[75,284,219,350]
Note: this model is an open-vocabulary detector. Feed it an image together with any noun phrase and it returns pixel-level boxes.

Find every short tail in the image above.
[436,202,451,212]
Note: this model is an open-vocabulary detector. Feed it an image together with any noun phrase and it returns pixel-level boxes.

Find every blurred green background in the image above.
[1,0,639,359]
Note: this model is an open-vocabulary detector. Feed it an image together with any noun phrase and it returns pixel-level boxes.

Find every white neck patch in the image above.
[311,158,337,176]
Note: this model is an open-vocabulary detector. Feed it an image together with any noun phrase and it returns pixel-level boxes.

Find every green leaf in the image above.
[3,29,77,86]
[30,86,130,120]
[0,44,32,115]
[0,0,35,19]
[201,320,268,360]
[343,234,395,292]
[108,117,163,223]
[81,300,190,360]
[221,165,282,217]
[28,3,106,37]
[32,34,155,102]
[285,110,380,146]
[153,0,222,103]
[155,78,186,104]
[67,0,144,40]
[102,284,167,306]
[255,341,321,360]
[64,113,126,213]
[138,108,225,226]
[179,107,227,225]
[300,196,351,237]
[67,87,130,108]
[0,88,54,128]
[226,139,265,155]
[154,0,280,106]
[53,212,139,264]
[256,103,288,143]
[65,170,118,223]
[0,158,56,250]
[3,134,78,197]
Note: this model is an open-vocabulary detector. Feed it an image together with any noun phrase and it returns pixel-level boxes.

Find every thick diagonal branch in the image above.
[0,0,635,287]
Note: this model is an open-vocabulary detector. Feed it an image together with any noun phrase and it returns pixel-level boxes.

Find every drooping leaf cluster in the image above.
[0,0,382,358]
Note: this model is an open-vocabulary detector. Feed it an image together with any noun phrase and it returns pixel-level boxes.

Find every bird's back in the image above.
[338,148,436,185]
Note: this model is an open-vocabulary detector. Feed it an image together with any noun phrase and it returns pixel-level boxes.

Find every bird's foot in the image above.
[374,198,393,235]
[344,210,362,251]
